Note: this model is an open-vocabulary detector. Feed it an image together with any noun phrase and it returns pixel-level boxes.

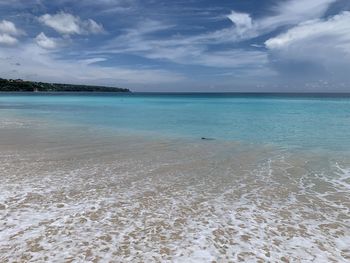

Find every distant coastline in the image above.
[0,78,130,92]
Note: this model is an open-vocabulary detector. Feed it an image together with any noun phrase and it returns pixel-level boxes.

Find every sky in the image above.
[0,0,350,92]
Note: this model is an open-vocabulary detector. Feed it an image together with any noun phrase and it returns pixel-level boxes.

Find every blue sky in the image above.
[0,0,350,91]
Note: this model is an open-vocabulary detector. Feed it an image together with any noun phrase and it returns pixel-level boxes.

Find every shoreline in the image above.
[1,117,350,261]
[0,96,350,262]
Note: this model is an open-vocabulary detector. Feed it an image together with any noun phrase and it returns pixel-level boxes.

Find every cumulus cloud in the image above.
[0,20,23,46]
[221,0,338,43]
[265,12,350,50]
[100,0,338,71]
[35,32,61,49]
[0,20,23,36]
[258,0,337,31]
[227,11,253,36]
[0,0,348,91]
[0,34,18,45]
[265,11,350,81]
[38,12,104,35]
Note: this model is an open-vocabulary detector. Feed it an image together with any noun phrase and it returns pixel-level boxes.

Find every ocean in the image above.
[0,93,349,262]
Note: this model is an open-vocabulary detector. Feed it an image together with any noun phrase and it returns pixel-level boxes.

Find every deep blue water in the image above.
[1,92,350,150]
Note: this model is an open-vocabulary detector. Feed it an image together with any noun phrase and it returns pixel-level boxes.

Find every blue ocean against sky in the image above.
[1,93,350,151]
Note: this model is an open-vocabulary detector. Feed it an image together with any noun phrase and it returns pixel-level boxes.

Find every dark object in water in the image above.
[201,137,215,141]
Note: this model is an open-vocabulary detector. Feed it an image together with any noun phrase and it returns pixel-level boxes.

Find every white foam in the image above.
[333,164,350,190]
[1,142,350,262]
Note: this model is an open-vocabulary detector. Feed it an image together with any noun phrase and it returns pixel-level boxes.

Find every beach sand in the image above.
[1,118,350,262]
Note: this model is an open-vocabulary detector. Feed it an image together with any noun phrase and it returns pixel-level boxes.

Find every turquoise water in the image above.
[1,93,350,150]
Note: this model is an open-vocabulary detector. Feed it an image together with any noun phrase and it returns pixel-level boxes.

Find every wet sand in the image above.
[1,119,350,262]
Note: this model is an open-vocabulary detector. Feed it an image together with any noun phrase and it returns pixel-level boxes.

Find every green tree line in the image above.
[0,78,130,92]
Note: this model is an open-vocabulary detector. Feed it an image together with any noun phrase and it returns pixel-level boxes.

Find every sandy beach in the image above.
[1,114,349,262]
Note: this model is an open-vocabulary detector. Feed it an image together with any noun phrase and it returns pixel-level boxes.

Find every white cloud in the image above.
[38,12,104,35]
[227,11,253,36]
[0,0,346,90]
[265,12,350,51]
[86,19,104,34]
[78,57,107,65]
[219,0,338,43]
[265,11,350,81]
[0,20,23,36]
[258,0,337,31]
[35,32,60,49]
[141,45,269,69]
[101,19,269,70]
[0,34,18,45]
[0,43,185,87]
[99,0,338,70]
[0,20,23,46]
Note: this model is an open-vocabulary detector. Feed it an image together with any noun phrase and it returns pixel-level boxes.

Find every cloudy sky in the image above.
[0,0,350,92]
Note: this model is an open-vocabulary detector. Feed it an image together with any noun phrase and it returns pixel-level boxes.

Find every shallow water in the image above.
[0,94,350,262]
[1,93,350,150]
